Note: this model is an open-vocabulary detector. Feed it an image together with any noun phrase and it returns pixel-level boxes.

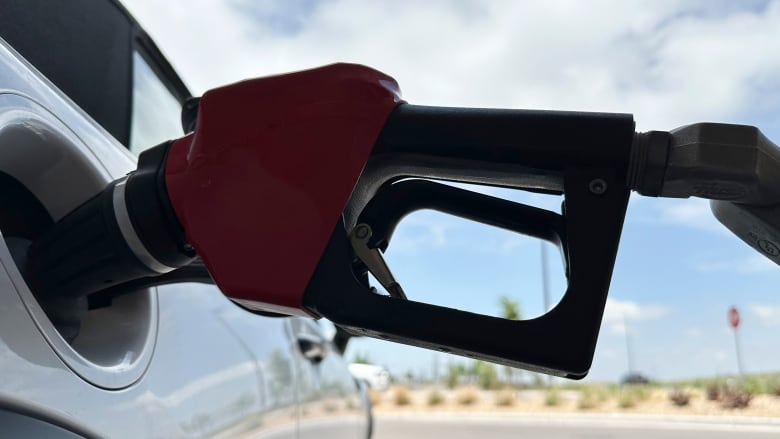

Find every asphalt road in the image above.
[373,414,780,439]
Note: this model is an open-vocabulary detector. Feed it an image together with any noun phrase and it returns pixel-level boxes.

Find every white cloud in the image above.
[386,213,455,253]
[750,304,780,326]
[697,254,778,273]
[685,327,703,338]
[602,297,669,334]
[121,0,780,134]
[654,198,726,233]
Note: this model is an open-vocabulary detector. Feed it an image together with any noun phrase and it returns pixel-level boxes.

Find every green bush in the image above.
[578,386,598,409]
[743,376,770,395]
[618,391,636,409]
[545,388,561,407]
[617,385,653,409]
[427,390,445,406]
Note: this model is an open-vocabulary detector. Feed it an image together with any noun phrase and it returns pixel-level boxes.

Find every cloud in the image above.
[386,213,455,253]
[654,198,726,233]
[121,0,780,135]
[750,304,780,326]
[602,298,669,334]
[685,327,703,338]
[696,254,778,273]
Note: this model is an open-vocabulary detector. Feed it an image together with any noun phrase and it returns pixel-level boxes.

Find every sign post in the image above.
[728,306,744,377]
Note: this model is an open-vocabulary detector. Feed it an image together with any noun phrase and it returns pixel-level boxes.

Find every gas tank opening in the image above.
[0,93,157,389]
[0,171,86,341]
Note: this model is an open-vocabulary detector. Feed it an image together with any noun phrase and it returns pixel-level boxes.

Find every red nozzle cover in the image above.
[165,63,402,315]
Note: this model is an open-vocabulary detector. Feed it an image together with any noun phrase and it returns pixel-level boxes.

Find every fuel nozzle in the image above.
[26,63,402,314]
[27,141,195,299]
[34,60,780,380]
[629,122,780,266]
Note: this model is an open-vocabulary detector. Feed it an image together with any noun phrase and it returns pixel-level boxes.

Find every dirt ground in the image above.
[371,386,780,418]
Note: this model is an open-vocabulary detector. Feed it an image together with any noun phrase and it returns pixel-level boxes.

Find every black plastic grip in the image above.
[358,179,564,251]
[28,180,158,298]
[375,104,636,175]
[28,142,194,299]
[345,105,636,230]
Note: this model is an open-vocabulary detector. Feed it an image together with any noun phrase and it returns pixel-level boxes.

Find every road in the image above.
[373,413,780,439]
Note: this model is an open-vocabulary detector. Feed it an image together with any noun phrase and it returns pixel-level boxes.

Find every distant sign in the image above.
[728,306,740,329]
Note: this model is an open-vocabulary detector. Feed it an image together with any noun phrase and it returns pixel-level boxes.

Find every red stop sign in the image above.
[729,306,740,329]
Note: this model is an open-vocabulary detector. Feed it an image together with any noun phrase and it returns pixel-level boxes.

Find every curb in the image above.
[374,411,780,432]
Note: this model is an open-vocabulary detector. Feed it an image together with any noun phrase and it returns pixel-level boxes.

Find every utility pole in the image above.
[541,242,551,312]
[541,243,552,386]
[624,314,636,375]
[433,354,440,385]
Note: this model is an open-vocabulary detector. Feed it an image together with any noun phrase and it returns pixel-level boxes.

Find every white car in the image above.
[0,1,371,437]
[348,364,391,392]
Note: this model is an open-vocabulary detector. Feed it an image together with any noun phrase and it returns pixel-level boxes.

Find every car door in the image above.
[289,317,369,439]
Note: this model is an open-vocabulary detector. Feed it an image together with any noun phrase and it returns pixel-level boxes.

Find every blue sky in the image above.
[123,0,780,382]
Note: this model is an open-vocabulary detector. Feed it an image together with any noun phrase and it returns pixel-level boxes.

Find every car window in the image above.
[129,51,183,154]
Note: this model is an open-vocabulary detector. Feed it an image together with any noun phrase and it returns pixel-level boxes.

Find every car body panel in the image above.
[0,31,367,439]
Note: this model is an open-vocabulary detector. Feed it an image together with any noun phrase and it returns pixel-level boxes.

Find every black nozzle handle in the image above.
[371,104,636,190]
[358,179,564,252]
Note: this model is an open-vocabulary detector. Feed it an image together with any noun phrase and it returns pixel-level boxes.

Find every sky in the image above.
[121,0,780,382]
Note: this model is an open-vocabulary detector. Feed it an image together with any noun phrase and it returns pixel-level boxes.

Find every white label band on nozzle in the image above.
[113,178,175,274]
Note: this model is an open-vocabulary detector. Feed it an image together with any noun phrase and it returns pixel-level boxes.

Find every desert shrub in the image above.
[393,386,412,406]
[545,388,561,407]
[721,389,752,409]
[578,387,598,409]
[457,387,479,405]
[742,377,768,395]
[619,385,653,409]
[495,389,515,407]
[706,383,721,401]
[595,385,613,403]
[632,385,651,402]
[669,388,690,407]
[618,392,637,409]
[427,389,445,406]
[368,389,382,406]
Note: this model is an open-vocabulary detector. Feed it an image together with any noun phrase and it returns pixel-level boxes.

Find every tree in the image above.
[499,295,521,321]
[446,363,465,389]
[498,295,522,386]
[473,360,500,390]
[352,352,371,364]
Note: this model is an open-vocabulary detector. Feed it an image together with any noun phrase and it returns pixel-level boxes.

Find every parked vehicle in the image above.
[349,364,391,392]
[0,1,371,437]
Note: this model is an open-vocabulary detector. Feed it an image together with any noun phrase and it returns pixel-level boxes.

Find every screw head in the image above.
[589,179,608,195]
[354,224,371,239]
